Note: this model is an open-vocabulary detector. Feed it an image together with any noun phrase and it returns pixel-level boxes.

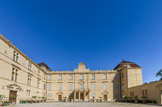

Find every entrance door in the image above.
[58,95,62,101]
[9,91,17,103]
[80,93,84,101]
[104,95,107,101]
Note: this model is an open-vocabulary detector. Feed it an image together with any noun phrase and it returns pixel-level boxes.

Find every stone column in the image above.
[74,91,76,101]
[79,91,80,101]
[84,92,86,101]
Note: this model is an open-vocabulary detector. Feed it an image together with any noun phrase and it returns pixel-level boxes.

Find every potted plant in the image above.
[69,97,73,102]
[0,95,4,106]
[129,97,133,102]
[122,96,128,102]
[141,96,148,104]
[134,96,138,103]
[99,97,102,102]
[42,97,46,102]
[63,97,67,102]
[92,96,95,102]
[32,96,37,103]
[38,97,41,103]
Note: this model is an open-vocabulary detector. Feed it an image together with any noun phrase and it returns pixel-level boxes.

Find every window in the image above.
[115,93,119,98]
[80,74,83,80]
[122,73,124,78]
[44,84,46,90]
[104,84,107,90]
[27,74,32,86]
[142,89,147,97]
[28,62,32,71]
[13,51,18,62]
[130,91,134,97]
[59,84,62,91]
[122,83,124,89]
[104,74,107,80]
[48,84,51,90]
[115,74,119,80]
[48,75,52,80]
[80,84,84,89]
[69,74,73,80]
[48,93,52,98]
[11,67,18,82]
[37,70,40,76]
[69,84,72,90]
[92,84,95,90]
[92,74,95,80]
[37,78,40,88]
[91,93,96,98]
[44,74,46,79]
[59,74,62,80]
[26,90,30,96]
[115,84,119,90]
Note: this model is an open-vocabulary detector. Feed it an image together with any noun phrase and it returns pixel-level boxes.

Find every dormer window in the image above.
[80,74,83,80]
[28,62,32,71]
[13,51,18,62]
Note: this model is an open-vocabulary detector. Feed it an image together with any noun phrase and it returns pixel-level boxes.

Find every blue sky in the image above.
[0,0,162,83]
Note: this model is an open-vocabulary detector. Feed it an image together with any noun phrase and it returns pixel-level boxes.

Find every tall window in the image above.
[26,90,30,96]
[115,74,119,80]
[69,74,73,80]
[80,84,84,89]
[37,78,40,88]
[69,84,72,90]
[11,67,18,82]
[59,84,62,91]
[80,74,83,80]
[92,84,95,90]
[59,74,62,80]
[115,84,119,90]
[13,51,18,62]
[37,70,40,76]
[27,74,32,86]
[44,84,46,90]
[122,73,124,78]
[28,62,32,71]
[48,75,52,80]
[103,74,107,80]
[91,93,96,98]
[104,84,107,90]
[142,89,147,97]
[92,74,95,80]
[48,84,51,90]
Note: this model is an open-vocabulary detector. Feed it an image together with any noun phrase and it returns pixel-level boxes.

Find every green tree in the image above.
[156,69,162,80]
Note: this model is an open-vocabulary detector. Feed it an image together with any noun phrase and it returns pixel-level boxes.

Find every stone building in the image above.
[0,34,161,104]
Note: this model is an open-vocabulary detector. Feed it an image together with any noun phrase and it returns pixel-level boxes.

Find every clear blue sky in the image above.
[0,0,162,83]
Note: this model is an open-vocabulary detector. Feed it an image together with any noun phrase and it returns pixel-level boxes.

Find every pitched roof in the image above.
[113,60,141,70]
[38,62,51,71]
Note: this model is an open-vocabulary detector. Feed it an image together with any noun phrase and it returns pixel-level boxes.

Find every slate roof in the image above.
[114,60,141,70]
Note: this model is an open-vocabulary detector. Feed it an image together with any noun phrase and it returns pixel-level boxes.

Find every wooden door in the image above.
[104,95,107,101]
[80,93,84,101]
[58,95,62,101]
[9,91,17,103]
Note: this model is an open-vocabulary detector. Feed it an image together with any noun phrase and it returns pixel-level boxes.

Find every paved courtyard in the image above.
[8,102,160,107]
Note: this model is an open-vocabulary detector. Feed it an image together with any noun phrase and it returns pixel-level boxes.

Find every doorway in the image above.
[104,95,107,101]
[58,95,62,101]
[80,93,84,101]
[9,91,17,103]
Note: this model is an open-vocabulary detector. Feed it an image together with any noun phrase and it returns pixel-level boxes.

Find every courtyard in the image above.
[7,102,159,107]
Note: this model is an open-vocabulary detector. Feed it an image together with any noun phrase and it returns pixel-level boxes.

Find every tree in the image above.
[156,69,162,80]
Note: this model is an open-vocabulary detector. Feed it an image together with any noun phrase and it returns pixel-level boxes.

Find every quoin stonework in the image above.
[0,34,162,104]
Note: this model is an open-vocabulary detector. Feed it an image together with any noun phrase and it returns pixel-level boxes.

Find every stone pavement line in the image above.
[7,102,159,107]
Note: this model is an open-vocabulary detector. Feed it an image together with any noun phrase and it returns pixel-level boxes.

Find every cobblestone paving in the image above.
[8,102,160,107]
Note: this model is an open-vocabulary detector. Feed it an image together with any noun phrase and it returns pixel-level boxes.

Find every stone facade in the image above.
[0,34,161,104]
